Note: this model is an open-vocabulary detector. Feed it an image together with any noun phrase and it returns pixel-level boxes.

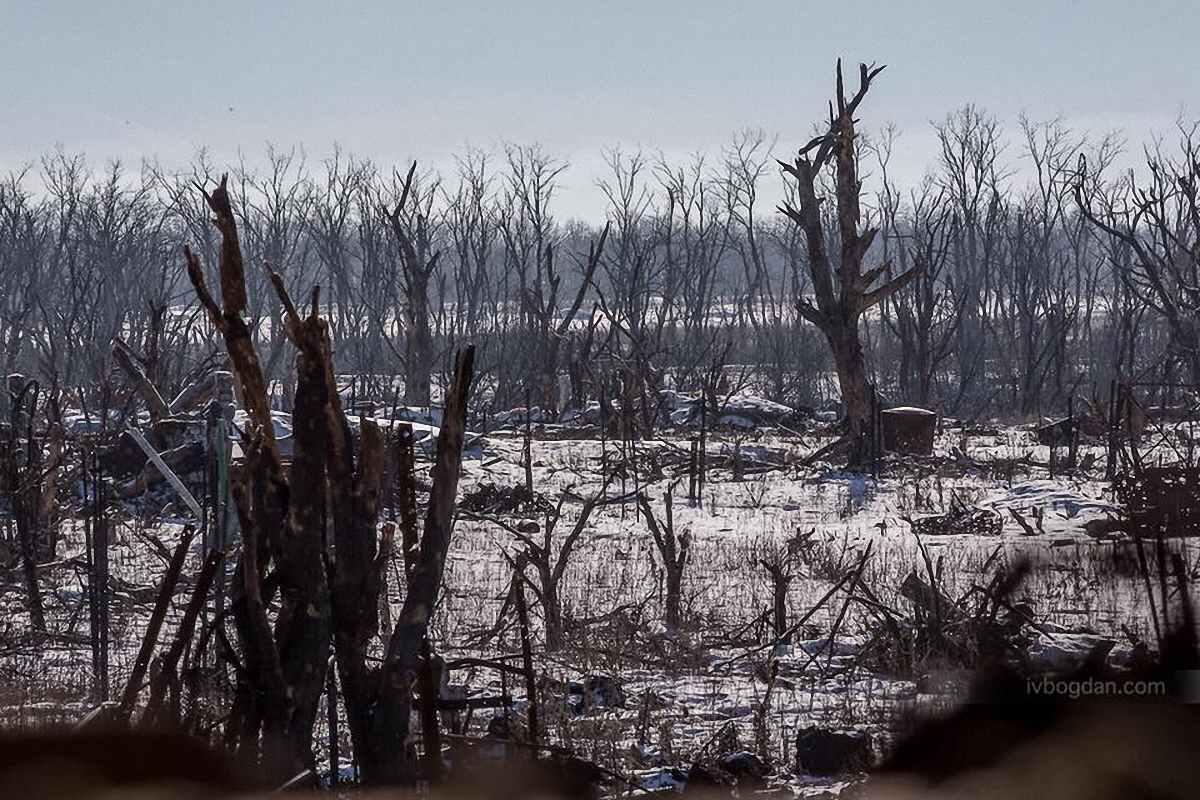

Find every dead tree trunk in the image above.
[37,393,63,561]
[330,346,475,786]
[113,339,170,426]
[761,555,795,644]
[779,61,920,464]
[385,163,439,407]
[394,423,420,584]
[6,379,45,632]
[527,224,609,414]
[638,483,690,633]
[185,176,332,777]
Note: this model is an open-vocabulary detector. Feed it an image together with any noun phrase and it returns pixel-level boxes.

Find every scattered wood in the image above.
[115,526,195,722]
[145,547,224,726]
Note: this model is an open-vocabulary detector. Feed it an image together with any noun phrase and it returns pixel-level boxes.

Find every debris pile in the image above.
[903,498,1004,537]
[460,482,555,516]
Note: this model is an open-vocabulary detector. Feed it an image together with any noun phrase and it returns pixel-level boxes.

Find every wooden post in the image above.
[599,382,608,484]
[688,438,698,505]
[523,389,534,498]
[1107,378,1118,480]
[698,392,708,501]
[1068,395,1079,474]
[85,444,110,702]
[514,573,538,748]
[418,636,443,783]
[208,371,235,611]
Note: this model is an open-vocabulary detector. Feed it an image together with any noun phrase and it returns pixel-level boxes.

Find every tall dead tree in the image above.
[385,162,439,407]
[1076,133,1200,385]
[779,61,920,461]
[189,169,476,785]
[5,379,46,631]
[526,224,609,414]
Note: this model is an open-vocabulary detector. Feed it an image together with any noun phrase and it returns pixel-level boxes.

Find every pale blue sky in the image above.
[1,1,1195,220]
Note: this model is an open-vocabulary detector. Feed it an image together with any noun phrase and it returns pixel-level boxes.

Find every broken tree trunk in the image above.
[395,423,420,584]
[779,62,920,465]
[36,398,63,562]
[6,379,45,632]
[185,176,334,778]
[384,163,438,407]
[514,570,539,746]
[113,339,170,425]
[145,547,223,727]
[337,345,475,787]
[762,558,794,644]
[116,527,195,723]
[167,373,216,416]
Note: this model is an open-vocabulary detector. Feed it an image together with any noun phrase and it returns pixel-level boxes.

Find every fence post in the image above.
[208,371,235,610]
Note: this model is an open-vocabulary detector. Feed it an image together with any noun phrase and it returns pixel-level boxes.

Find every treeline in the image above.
[1,106,1196,420]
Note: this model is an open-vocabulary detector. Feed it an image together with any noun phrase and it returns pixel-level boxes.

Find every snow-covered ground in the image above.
[0,405,1191,795]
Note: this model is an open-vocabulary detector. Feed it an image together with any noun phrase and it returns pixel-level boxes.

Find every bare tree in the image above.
[934,106,1009,412]
[638,482,691,633]
[443,150,498,342]
[184,176,327,776]
[721,129,777,329]
[384,162,442,407]
[501,479,613,650]
[875,128,959,407]
[779,61,919,460]
[1077,123,1200,384]
[496,144,573,411]
[356,346,474,784]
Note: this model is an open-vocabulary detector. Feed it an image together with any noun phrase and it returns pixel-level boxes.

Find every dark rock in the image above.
[461,481,555,515]
[906,504,1003,537]
[682,762,726,796]
[717,751,769,785]
[795,727,874,776]
[551,754,606,798]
